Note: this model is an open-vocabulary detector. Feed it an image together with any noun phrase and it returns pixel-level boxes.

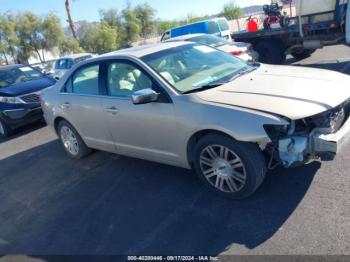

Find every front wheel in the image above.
[57,120,92,159]
[193,134,266,199]
[0,118,11,138]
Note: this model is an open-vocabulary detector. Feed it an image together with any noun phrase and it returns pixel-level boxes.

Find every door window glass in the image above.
[70,65,100,95]
[107,63,153,97]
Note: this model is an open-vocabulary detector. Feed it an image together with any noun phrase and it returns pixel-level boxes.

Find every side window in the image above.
[207,21,220,34]
[107,62,153,97]
[67,64,100,95]
[56,59,67,69]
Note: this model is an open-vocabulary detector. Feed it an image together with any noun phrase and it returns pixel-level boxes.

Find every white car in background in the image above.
[53,53,94,79]
[165,33,259,62]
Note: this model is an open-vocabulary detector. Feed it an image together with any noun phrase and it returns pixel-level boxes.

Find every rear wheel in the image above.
[0,119,11,138]
[255,41,286,64]
[193,134,266,199]
[57,120,92,159]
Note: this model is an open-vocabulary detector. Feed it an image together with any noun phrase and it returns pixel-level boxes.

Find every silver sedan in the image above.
[41,41,350,199]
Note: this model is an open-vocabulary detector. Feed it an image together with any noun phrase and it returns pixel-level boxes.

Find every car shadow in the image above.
[0,140,320,256]
[0,121,47,144]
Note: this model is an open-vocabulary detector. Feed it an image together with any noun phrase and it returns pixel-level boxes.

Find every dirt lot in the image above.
[0,45,350,256]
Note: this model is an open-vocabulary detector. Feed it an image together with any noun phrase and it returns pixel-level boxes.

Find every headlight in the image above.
[0,96,23,104]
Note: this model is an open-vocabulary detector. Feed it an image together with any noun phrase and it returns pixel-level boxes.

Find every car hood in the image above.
[196,64,350,120]
[0,76,56,97]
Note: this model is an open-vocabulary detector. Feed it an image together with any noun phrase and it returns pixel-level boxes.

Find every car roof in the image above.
[101,41,192,59]
[59,53,93,60]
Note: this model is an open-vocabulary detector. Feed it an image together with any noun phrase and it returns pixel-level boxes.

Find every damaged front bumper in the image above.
[311,115,350,155]
[277,116,350,167]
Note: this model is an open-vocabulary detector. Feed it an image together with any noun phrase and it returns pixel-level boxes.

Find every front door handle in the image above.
[104,106,120,114]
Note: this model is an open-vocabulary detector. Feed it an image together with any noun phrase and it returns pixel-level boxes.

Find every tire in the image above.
[57,120,92,159]
[255,41,286,64]
[193,134,266,199]
[0,118,11,138]
[291,48,316,60]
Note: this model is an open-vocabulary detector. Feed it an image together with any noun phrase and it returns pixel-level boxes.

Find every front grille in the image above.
[21,93,40,103]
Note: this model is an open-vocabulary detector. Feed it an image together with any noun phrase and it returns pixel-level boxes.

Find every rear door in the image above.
[58,62,115,152]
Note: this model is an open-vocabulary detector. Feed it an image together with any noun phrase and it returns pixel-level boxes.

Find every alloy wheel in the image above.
[199,145,247,193]
[0,121,5,136]
[60,126,79,156]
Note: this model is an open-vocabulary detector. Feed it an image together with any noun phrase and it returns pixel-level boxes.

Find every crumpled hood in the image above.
[197,64,350,120]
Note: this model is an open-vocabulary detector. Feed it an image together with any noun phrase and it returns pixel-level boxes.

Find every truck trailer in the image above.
[232,0,350,64]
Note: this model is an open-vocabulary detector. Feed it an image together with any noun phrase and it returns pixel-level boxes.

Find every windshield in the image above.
[0,66,43,88]
[189,35,231,48]
[142,44,254,94]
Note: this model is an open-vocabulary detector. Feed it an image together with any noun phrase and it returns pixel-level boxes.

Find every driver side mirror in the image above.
[132,88,159,105]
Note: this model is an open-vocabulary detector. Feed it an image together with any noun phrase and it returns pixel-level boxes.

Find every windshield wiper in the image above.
[229,66,257,82]
[183,83,226,94]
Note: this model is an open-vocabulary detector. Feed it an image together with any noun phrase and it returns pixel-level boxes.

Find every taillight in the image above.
[230,51,243,56]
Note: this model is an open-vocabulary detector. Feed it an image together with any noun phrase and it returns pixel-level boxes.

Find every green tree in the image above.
[122,2,140,46]
[0,12,18,64]
[40,13,66,61]
[81,21,118,54]
[99,8,123,47]
[220,1,243,20]
[134,3,156,38]
[15,12,43,63]
[99,8,122,29]
[59,38,84,55]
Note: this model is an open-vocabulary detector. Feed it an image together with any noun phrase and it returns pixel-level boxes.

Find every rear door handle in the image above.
[104,106,120,114]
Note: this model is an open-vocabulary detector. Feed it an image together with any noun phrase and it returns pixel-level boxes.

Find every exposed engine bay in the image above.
[264,99,350,169]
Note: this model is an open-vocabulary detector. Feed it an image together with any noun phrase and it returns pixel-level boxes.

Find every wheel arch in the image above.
[186,129,239,167]
[53,116,75,136]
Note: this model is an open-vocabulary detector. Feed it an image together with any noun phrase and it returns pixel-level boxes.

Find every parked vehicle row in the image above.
[165,33,259,62]
[53,53,94,79]
[161,17,232,41]
[161,18,260,63]
[41,41,350,199]
[0,64,56,136]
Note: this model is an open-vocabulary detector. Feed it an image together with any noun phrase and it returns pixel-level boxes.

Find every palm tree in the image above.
[65,0,78,40]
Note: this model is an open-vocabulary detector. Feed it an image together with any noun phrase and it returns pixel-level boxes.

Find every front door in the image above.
[100,61,180,165]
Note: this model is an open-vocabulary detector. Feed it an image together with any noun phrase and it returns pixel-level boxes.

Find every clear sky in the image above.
[0,0,270,24]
